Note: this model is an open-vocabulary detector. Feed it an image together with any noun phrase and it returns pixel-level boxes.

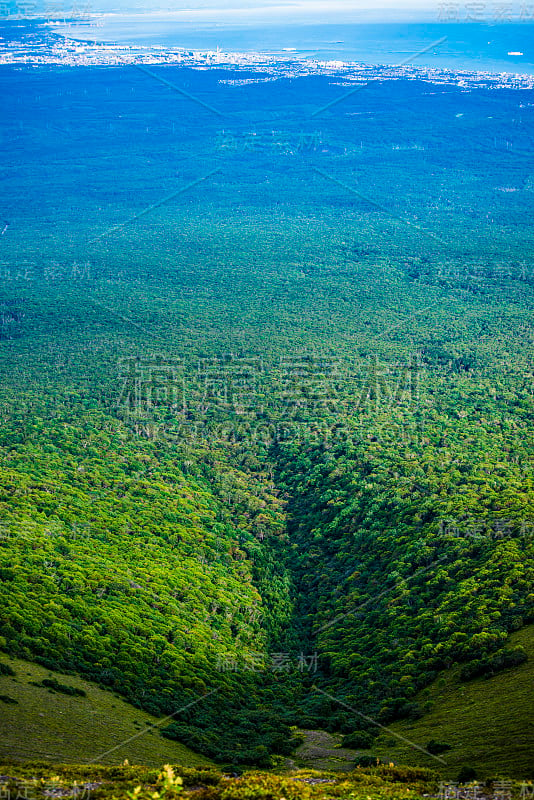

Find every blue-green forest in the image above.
[1,20,533,779]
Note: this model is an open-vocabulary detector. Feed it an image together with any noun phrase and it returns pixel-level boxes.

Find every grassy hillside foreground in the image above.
[0,656,212,767]
[370,625,534,779]
[2,632,534,780]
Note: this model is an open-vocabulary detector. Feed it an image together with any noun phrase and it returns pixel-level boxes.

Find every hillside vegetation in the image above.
[0,62,533,772]
[0,762,445,800]
[366,625,534,778]
[0,656,212,766]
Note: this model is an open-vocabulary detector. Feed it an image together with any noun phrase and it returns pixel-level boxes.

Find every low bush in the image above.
[342,731,374,749]
[41,678,86,697]
[460,647,527,682]
[426,740,452,755]
[220,774,311,800]
[353,755,381,768]
[457,767,477,783]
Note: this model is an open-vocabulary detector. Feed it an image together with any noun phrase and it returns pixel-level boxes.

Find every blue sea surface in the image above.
[58,20,534,74]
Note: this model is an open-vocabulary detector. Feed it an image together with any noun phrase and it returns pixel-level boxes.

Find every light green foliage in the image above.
[0,65,533,771]
[125,765,183,800]
[371,625,534,779]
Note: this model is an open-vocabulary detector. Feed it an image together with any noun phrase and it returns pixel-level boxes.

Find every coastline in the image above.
[0,18,533,90]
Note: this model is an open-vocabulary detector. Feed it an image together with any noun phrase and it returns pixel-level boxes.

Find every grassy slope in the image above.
[0,656,212,767]
[371,625,534,779]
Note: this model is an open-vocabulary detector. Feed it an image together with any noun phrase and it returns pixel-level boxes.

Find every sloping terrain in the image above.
[372,625,534,778]
[0,62,533,770]
[282,630,534,778]
[0,656,212,766]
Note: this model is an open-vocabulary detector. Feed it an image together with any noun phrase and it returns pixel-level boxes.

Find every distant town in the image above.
[1,18,533,90]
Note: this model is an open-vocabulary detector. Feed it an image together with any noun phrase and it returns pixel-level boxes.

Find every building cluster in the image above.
[0,23,533,90]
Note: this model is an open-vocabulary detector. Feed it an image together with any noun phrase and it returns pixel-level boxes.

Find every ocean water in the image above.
[57,20,534,74]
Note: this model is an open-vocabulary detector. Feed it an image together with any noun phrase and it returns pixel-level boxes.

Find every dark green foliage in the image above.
[426,741,452,755]
[376,765,438,783]
[177,768,223,787]
[342,731,374,749]
[161,704,301,767]
[0,663,15,676]
[353,755,382,768]
[0,694,18,704]
[457,767,477,783]
[277,431,534,725]
[40,678,86,697]
[459,647,528,681]
[0,60,533,767]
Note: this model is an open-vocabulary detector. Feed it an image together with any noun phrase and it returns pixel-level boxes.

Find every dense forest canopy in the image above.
[0,52,533,767]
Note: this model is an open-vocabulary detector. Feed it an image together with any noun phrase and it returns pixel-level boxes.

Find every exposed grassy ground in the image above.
[289,730,357,773]
[370,625,534,779]
[0,656,212,767]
